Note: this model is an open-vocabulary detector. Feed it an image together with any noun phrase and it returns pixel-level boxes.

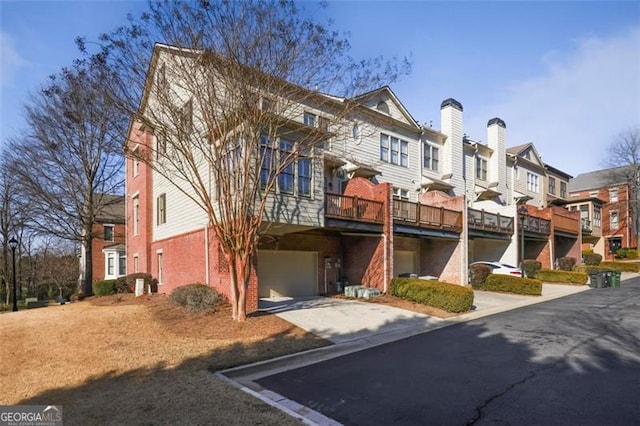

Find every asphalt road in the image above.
[258,278,640,425]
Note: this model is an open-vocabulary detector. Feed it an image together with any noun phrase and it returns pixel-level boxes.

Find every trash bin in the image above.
[602,270,614,288]
[609,270,622,288]
[588,270,605,288]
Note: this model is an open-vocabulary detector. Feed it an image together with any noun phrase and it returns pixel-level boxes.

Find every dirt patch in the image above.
[2,294,328,424]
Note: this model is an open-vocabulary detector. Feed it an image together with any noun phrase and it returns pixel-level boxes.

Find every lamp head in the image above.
[8,237,17,250]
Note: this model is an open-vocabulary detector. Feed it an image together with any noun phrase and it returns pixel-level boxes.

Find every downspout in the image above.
[204,224,210,285]
[382,233,388,293]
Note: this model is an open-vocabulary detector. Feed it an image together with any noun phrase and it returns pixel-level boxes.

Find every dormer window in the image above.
[352,123,361,144]
[376,100,389,114]
[303,112,317,127]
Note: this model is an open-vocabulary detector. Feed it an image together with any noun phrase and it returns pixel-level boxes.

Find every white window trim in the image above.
[103,224,115,242]
[132,194,140,236]
[156,249,164,285]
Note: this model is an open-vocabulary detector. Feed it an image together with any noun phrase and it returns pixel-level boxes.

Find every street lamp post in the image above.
[9,237,18,312]
[518,206,528,271]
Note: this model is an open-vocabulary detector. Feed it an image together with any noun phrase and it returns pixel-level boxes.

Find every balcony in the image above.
[520,213,551,234]
[552,211,580,235]
[468,208,514,234]
[325,193,384,224]
[393,199,463,232]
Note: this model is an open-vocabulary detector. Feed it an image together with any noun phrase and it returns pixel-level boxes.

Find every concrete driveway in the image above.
[260,297,443,344]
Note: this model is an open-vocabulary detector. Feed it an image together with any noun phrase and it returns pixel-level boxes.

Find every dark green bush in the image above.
[93,280,117,297]
[469,263,491,289]
[537,269,588,285]
[522,259,542,278]
[588,262,640,273]
[390,278,474,313]
[615,248,628,259]
[114,276,130,294]
[583,253,602,266]
[170,284,221,313]
[626,249,638,259]
[558,257,577,271]
[483,275,542,295]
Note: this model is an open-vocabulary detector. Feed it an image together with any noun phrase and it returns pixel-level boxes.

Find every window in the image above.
[589,191,598,197]
[380,134,389,161]
[393,187,409,200]
[133,255,139,273]
[560,181,567,198]
[548,177,556,195]
[318,116,329,131]
[423,143,439,171]
[610,188,618,203]
[179,99,193,135]
[278,139,295,194]
[119,252,126,276]
[303,112,316,127]
[157,193,166,225]
[400,140,408,167]
[610,210,619,230]
[104,225,114,242]
[380,133,408,167]
[526,172,540,193]
[376,100,389,114]
[260,96,276,112]
[594,205,601,227]
[298,157,312,197]
[132,147,140,177]
[156,62,167,89]
[156,131,166,159]
[107,253,115,276]
[476,157,488,181]
[157,252,163,284]
[259,135,274,189]
[352,124,360,140]
[132,195,140,235]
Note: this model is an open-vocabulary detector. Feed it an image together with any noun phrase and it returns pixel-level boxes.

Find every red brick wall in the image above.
[91,222,125,281]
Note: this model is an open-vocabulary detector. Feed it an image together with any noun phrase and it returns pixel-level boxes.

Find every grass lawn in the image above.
[0,294,328,425]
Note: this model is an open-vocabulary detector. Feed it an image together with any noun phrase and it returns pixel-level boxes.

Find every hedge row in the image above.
[587,262,640,273]
[391,278,474,313]
[483,275,542,296]
[537,269,588,285]
[93,279,118,297]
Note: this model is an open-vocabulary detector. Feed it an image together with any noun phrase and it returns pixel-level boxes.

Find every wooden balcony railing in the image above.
[325,193,384,224]
[520,213,551,234]
[393,199,463,232]
[468,208,514,234]
[552,212,580,235]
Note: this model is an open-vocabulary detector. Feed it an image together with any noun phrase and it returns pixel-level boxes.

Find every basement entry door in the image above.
[257,250,318,298]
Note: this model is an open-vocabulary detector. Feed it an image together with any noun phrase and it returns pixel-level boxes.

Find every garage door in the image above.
[394,250,417,277]
[257,250,318,298]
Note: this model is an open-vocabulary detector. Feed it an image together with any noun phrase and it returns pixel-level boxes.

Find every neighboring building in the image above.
[568,167,638,260]
[78,194,126,288]
[125,44,580,312]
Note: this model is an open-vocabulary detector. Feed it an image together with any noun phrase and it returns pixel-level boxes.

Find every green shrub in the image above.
[626,249,638,259]
[469,263,491,289]
[170,284,221,313]
[588,262,640,273]
[537,269,588,285]
[583,253,602,266]
[582,249,594,256]
[390,278,473,313]
[522,259,542,278]
[93,280,117,297]
[483,275,542,295]
[615,248,628,259]
[558,257,577,271]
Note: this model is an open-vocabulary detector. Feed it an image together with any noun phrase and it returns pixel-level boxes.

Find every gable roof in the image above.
[352,86,420,128]
[95,194,125,223]
[506,142,545,171]
[570,166,635,192]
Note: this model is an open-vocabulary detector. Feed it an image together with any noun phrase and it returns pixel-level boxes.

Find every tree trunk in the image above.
[237,254,247,322]
[226,251,239,320]
[83,237,93,295]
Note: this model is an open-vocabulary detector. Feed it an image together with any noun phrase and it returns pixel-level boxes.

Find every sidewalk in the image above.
[219,276,635,425]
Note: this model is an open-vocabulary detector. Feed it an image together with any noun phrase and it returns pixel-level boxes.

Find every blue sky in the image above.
[1,1,639,176]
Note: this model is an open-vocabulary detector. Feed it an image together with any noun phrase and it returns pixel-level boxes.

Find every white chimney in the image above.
[487,117,506,200]
[440,98,465,195]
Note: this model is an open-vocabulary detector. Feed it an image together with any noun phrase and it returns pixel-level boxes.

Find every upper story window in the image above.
[548,177,556,195]
[376,100,389,114]
[610,210,619,230]
[476,157,488,181]
[303,112,316,127]
[132,147,140,177]
[393,187,409,200]
[104,225,114,242]
[380,133,408,167]
[594,204,601,227]
[526,172,540,193]
[352,123,361,144]
[179,99,193,135]
[610,188,618,203]
[119,252,126,276]
[423,143,439,172]
[156,130,166,159]
[260,135,312,197]
[560,181,567,198]
[132,195,140,236]
[157,193,166,226]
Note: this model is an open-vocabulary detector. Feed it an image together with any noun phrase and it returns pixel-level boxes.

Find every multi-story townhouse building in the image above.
[78,194,126,290]
[568,167,638,260]
[126,44,580,312]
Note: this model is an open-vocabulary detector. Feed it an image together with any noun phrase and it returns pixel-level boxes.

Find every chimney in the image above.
[440,98,465,194]
[487,117,506,200]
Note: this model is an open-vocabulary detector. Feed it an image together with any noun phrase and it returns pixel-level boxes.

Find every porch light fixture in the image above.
[9,237,18,312]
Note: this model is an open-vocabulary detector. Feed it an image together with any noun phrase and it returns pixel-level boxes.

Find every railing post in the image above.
[440,206,444,229]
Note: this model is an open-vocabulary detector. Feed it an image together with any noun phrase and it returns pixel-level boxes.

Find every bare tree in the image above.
[605,126,640,236]
[90,0,408,320]
[6,60,127,295]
